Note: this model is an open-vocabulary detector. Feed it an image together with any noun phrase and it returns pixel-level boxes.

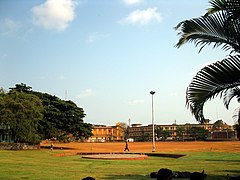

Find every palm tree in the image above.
[175,0,240,123]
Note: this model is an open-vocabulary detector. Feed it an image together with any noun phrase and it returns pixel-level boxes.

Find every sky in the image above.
[0,0,239,126]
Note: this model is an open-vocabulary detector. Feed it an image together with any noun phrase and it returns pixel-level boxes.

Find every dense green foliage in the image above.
[0,91,43,144]
[175,0,240,130]
[0,83,93,143]
[176,127,185,141]
[159,130,171,140]
[188,127,209,141]
[31,91,91,141]
[156,127,171,140]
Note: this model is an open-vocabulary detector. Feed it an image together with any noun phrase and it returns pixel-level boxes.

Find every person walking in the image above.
[124,140,129,151]
[50,142,54,151]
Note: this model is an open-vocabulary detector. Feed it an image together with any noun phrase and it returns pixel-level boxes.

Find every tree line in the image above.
[0,83,93,144]
[134,126,209,142]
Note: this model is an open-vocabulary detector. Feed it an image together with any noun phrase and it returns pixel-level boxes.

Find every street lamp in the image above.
[150,91,156,152]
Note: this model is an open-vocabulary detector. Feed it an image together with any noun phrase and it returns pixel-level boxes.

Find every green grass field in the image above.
[0,149,239,179]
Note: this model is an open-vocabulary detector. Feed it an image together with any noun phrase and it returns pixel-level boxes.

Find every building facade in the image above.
[88,123,124,142]
[128,120,237,141]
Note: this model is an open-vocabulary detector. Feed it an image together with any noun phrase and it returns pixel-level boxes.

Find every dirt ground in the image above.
[41,141,240,153]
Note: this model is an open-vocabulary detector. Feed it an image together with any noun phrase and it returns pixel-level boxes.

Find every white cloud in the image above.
[77,89,93,99]
[119,7,162,26]
[128,99,145,105]
[0,18,21,35]
[31,0,77,31]
[123,0,144,5]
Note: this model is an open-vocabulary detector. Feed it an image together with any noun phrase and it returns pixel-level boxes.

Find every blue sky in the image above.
[0,0,238,125]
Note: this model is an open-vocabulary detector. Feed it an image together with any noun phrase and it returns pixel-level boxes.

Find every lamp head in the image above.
[150,91,155,95]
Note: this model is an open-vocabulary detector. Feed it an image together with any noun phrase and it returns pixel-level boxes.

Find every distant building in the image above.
[211,120,237,140]
[88,123,124,142]
[86,120,237,142]
[128,120,237,141]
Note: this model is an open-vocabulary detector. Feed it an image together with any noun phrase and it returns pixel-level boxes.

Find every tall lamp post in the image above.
[150,91,156,152]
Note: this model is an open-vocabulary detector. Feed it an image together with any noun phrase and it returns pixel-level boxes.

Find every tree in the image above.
[232,107,240,136]
[176,127,185,141]
[188,127,209,141]
[155,126,171,140]
[0,91,43,144]
[141,132,150,142]
[32,92,92,141]
[233,124,240,138]
[10,83,32,93]
[156,126,163,139]
[75,123,93,141]
[118,122,129,140]
[175,0,240,123]
[38,95,91,141]
[159,130,171,141]
[10,83,92,141]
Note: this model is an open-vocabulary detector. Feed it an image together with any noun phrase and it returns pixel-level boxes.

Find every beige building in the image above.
[88,123,124,142]
[129,120,237,141]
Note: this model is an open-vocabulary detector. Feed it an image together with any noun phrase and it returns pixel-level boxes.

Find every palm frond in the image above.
[232,107,240,124]
[175,11,240,52]
[223,87,240,109]
[186,55,240,123]
[206,0,240,18]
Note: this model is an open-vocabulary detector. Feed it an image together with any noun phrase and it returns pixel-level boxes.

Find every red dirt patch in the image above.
[41,141,240,153]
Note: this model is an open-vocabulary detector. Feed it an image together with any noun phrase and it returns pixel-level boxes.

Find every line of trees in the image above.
[156,126,208,141]
[0,83,93,144]
[132,126,209,142]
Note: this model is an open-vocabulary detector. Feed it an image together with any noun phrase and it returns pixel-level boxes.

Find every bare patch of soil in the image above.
[41,141,240,153]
